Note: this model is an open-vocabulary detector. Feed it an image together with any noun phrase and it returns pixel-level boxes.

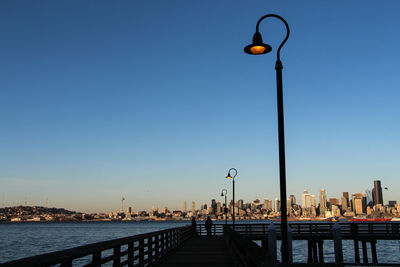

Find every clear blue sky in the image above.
[1,1,399,213]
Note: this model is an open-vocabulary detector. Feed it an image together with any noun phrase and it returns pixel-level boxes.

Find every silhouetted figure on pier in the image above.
[191,217,197,236]
[205,216,213,236]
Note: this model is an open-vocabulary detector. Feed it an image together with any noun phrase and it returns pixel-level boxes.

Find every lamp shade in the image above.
[244,32,272,55]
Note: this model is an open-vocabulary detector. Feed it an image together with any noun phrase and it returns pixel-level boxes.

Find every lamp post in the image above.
[244,14,290,263]
[220,189,228,225]
[225,168,237,225]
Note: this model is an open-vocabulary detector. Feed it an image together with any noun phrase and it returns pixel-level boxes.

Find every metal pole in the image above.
[232,179,235,226]
[225,194,227,225]
[275,59,289,263]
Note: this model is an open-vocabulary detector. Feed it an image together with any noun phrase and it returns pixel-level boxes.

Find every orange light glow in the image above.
[250,46,266,54]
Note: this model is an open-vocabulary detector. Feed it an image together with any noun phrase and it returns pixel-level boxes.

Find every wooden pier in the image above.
[1,221,400,267]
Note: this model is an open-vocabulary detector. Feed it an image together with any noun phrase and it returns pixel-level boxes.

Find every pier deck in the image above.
[152,236,232,267]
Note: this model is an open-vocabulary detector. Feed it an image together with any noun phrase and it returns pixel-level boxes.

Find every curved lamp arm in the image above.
[255,14,290,62]
[227,168,238,180]
[221,189,228,196]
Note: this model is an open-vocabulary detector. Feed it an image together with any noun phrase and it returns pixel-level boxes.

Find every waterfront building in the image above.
[372,180,383,205]
[183,201,187,212]
[192,201,195,213]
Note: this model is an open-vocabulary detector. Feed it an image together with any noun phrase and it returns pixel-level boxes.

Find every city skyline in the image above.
[1,1,400,213]
[2,179,395,214]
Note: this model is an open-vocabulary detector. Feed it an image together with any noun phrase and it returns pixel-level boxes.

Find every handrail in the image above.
[195,222,400,239]
[2,225,192,267]
[224,226,280,267]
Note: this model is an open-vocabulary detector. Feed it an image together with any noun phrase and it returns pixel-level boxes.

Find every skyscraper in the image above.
[289,195,296,206]
[183,201,187,212]
[319,188,327,213]
[342,192,349,210]
[192,201,195,213]
[274,198,280,213]
[372,180,383,205]
[211,199,217,214]
[302,190,312,209]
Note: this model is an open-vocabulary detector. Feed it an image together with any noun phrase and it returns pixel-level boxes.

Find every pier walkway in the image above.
[152,236,232,267]
[2,221,400,266]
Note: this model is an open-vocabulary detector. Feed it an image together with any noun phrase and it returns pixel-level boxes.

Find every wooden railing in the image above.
[196,222,400,240]
[2,226,192,267]
[223,226,280,267]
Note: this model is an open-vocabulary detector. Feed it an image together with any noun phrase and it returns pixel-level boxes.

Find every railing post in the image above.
[113,245,121,266]
[362,241,368,264]
[288,224,293,263]
[92,251,101,267]
[128,242,134,267]
[333,222,343,264]
[161,232,165,255]
[148,237,153,263]
[371,240,378,263]
[267,222,277,260]
[307,239,313,263]
[139,239,144,266]
[351,223,360,263]
[318,240,324,263]
[155,234,160,258]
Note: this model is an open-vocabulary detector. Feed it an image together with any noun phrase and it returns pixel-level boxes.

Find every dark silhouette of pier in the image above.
[2,222,400,267]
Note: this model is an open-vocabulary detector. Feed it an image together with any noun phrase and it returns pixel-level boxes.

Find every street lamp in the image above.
[220,189,228,225]
[244,14,290,263]
[225,168,237,225]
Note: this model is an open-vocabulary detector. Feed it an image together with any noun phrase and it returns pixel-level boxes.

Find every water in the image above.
[0,221,189,263]
[1,221,399,264]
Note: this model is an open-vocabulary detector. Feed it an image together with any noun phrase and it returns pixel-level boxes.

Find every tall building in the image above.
[264,199,272,210]
[216,202,221,214]
[352,193,367,215]
[192,201,195,213]
[341,192,349,210]
[372,180,383,205]
[274,198,280,213]
[183,201,187,212]
[319,188,327,213]
[302,190,312,209]
[329,198,339,206]
[211,199,217,214]
[238,199,244,210]
[289,195,296,206]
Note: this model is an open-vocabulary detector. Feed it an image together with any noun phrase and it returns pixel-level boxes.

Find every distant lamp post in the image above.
[244,14,290,263]
[220,189,228,225]
[225,168,237,225]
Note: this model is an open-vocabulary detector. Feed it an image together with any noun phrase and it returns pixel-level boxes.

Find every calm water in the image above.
[1,221,399,264]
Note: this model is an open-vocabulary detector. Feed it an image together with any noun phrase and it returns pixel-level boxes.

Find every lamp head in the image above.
[226,172,232,179]
[244,32,272,55]
[221,192,224,196]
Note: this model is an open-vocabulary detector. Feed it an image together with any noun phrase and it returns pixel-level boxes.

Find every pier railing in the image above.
[196,221,400,240]
[2,225,192,267]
